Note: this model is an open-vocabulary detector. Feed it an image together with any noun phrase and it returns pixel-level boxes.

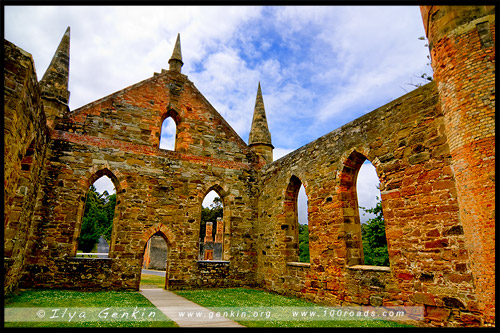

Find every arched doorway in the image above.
[140,232,168,289]
[139,224,174,289]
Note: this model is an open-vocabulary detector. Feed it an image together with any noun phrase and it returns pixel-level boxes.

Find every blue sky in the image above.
[4,5,431,223]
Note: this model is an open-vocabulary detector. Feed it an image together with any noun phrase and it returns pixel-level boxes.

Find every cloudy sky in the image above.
[4,5,431,223]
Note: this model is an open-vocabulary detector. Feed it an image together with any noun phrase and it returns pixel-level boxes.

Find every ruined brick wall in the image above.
[19,68,260,290]
[3,6,494,326]
[257,82,481,326]
[3,40,50,294]
[420,6,495,324]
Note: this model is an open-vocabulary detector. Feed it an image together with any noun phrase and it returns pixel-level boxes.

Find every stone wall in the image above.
[21,258,124,290]
[257,82,480,326]
[18,67,260,290]
[3,6,495,327]
[421,6,496,324]
[4,40,50,294]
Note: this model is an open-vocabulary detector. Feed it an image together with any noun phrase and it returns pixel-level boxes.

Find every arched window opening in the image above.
[357,160,388,266]
[77,175,116,258]
[159,116,176,150]
[200,190,224,261]
[284,176,309,263]
[298,184,310,263]
[140,233,168,289]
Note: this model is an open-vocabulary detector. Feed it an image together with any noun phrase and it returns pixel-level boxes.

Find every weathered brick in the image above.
[426,306,451,322]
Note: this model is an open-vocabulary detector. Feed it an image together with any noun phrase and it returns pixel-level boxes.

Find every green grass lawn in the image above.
[174,288,415,328]
[140,273,166,288]
[4,289,177,328]
[5,287,416,328]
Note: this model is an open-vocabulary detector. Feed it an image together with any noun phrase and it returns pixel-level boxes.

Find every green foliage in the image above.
[360,197,389,266]
[298,223,310,263]
[78,185,116,252]
[200,196,223,241]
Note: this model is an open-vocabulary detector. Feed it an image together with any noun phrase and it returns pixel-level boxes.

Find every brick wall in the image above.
[421,5,495,325]
[257,82,480,326]
[17,67,260,290]
[3,7,495,326]
[3,40,50,294]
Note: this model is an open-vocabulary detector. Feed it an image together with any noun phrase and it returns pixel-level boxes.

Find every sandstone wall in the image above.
[3,6,494,326]
[421,6,495,324]
[20,69,260,290]
[4,40,50,294]
[257,82,480,326]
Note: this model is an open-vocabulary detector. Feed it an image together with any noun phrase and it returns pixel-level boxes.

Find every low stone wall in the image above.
[167,261,255,289]
[20,258,137,291]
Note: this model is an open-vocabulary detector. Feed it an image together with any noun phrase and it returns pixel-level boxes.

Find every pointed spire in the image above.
[40,26,70,104]
[249,82,273,163]
[168,33,183,72]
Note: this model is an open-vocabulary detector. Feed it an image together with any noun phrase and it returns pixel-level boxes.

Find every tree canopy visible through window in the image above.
[78,184,116,253]
[360,194,389,266]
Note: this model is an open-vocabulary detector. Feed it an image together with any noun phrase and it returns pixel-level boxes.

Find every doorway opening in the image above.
[140,232,168,289]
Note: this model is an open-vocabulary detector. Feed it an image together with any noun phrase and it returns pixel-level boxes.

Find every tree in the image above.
[298,223,310,263]
[360,196,389,266]
[78,215,100,253]
[78,185,116,252]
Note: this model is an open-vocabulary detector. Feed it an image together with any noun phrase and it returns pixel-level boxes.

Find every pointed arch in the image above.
[140,223,175,289]
[201,183,227,202]
[283,175,309,263]
[141,223,176,249]
[339,150,368,266]
[159,108,181,151]
[72,167,123,257]
[339,149,388,267]
[199,183,228,261]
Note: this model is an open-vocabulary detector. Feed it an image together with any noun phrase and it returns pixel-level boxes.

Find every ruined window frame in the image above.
[198,185,228,262]
[340,150,390,269]
[73,168,120,259]
[283,175,311,267]
[159,109,181,151]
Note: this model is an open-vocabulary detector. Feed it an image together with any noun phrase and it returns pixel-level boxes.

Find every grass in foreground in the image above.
[4,289,177,328]
[175,288,415,328]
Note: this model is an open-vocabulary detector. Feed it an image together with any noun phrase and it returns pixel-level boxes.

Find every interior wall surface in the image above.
[257,82,479,326]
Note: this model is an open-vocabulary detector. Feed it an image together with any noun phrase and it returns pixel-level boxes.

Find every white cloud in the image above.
[93,175,116,195]
[357,161,381,224]
[273,147,294,161]
[202,190,220,208]
[4,5,430,216]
